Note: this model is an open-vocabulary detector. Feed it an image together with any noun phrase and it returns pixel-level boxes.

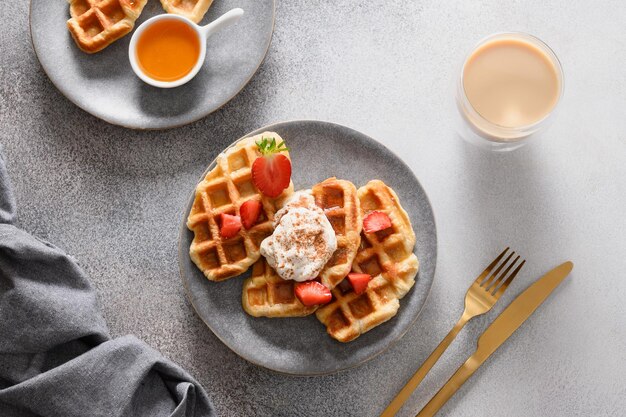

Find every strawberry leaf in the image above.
[256,137,289,155]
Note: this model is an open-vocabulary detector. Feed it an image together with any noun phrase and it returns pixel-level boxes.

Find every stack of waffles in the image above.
[188,136,419,342]
[242,178,362,318]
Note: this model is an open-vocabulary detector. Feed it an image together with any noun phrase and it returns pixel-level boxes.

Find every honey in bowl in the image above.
[136,19,201,82]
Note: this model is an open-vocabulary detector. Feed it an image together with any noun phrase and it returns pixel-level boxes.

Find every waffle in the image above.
[241,178,362,318]
[316,180,419,342]
[66,0,148,53]
[160,0,214,23]
[312,178,362,289]
[242,258,318,318]
[187,133,294,282]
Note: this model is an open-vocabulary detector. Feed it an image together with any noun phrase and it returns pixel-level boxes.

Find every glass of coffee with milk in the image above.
[456,32,563,151]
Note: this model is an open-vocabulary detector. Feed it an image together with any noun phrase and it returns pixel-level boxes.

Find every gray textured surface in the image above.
[30,0,274,129]
[2,1,625,416]
[179,121,437,375]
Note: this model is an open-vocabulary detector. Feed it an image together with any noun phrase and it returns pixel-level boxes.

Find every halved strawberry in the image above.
[219,213,241,238]
[363,211,392,233]
[252,137,292,198]
[347,273,372,295]
[294,281,332,306]
[240,200,262,229]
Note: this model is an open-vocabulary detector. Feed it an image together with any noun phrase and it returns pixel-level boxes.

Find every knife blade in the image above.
[416,261,573,417]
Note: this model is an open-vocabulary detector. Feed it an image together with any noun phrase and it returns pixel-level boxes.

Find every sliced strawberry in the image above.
[251,137,292,198]
[240,200,262,229]
[219,213,241,238]
[294,281,332,306]
[347,273,372,295]
[363,211,392,233]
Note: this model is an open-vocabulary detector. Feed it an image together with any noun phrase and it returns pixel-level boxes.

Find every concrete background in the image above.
[2,1,625,416]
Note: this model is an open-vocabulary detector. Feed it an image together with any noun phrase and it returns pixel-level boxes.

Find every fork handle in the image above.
[415,352,486,417]
[380,312,471,417]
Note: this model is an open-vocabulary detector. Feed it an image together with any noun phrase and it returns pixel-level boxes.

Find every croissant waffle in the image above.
[160,0,214,23]
[316,180,419,342]
[241,178,362,318]
[313,178,362,290]
[242,258,318,318]
[66,0,148,53]
[187,133,294,282]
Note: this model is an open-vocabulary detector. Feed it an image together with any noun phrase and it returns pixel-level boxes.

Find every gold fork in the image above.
[380,248,525,417]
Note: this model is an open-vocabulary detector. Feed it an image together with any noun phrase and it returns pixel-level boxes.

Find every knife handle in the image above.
[415,354,484,417]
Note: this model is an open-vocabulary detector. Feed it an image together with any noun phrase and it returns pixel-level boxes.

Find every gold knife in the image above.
[415,261,573,417]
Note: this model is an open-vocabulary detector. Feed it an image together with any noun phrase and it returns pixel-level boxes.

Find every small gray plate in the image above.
[29,0,274,129]
[178,120,437,375]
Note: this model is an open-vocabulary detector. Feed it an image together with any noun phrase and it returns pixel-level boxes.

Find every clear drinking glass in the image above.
[455,32,564,152]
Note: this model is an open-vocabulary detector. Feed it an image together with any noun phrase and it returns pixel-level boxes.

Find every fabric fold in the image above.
[0,151,216,417]
[0,149,15,224]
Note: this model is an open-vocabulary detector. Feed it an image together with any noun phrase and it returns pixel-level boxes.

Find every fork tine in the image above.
[486,255,520,294]
[474,247,509,285]
[482,251,514,288]
[485,252,520,292]
[492,259,525,298]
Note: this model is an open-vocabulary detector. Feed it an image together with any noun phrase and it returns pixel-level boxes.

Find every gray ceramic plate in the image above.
[29,0,274,129]
[178,120,437,375]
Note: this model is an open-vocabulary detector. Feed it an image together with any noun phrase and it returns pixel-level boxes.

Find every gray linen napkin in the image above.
[0,150,216,417]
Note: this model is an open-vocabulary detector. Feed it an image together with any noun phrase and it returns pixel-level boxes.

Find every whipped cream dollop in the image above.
[260,191,337,282]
